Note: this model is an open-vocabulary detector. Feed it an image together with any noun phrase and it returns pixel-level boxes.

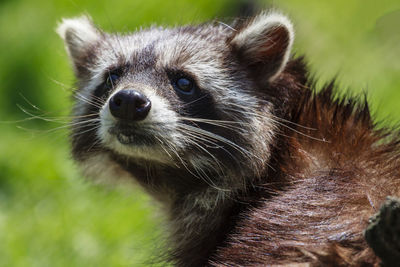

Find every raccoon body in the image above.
[58,12,400,266]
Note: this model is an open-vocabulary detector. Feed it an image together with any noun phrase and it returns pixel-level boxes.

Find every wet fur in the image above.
[57,12,400,266]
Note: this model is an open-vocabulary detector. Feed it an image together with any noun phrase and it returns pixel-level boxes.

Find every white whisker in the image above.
[178,124,261,161]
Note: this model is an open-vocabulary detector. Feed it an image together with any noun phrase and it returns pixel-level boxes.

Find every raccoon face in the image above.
[57,13,293,186]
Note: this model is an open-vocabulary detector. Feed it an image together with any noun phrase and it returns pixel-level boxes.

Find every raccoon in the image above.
[57,12,400,266]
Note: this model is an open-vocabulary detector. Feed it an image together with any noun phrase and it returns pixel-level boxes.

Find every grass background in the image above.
[0,0,399,266]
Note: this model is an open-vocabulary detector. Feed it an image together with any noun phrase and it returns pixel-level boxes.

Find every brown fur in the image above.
[58,14,400,266]
[209,59,400,266]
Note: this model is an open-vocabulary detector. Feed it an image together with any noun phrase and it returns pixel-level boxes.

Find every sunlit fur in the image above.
[58,12,400,266]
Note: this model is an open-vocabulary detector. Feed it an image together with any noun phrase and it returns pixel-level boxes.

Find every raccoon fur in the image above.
[57,12,400,266]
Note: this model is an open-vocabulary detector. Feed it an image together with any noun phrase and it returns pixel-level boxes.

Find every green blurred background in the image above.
[0,0,399,266]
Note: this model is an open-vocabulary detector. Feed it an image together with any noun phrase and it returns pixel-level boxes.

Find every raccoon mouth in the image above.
[108,125,157,146]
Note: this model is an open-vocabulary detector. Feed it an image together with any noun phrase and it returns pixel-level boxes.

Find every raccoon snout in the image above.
[109,89,151,121]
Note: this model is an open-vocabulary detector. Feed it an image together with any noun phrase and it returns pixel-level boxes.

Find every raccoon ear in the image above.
[230,12,294,84]
[57,15,102,73]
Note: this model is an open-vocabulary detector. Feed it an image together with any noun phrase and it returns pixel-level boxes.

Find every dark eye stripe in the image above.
[175,77,195,95]
[93,72,120,98]
[167,69,198,96]
[106,73,120,89]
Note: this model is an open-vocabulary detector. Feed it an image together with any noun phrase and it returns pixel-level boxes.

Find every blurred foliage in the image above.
[0,0,399,266]
[278,0,400,122]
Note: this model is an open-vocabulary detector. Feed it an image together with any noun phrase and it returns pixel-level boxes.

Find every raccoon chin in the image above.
[98,129,173,164]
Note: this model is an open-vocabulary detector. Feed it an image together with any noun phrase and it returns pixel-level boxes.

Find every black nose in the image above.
[109,90,151,121]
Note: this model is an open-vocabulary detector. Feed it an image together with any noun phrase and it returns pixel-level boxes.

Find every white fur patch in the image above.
[231,12,294,81]
[57,15,102,74]
[56,15,100,50]
[233,12,294,49]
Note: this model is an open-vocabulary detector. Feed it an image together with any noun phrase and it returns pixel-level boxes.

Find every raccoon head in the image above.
[57,12,294,193]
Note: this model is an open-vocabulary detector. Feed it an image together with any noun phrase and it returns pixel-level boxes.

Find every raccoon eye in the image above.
[174,77,195,95]
[106,73,120,89]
